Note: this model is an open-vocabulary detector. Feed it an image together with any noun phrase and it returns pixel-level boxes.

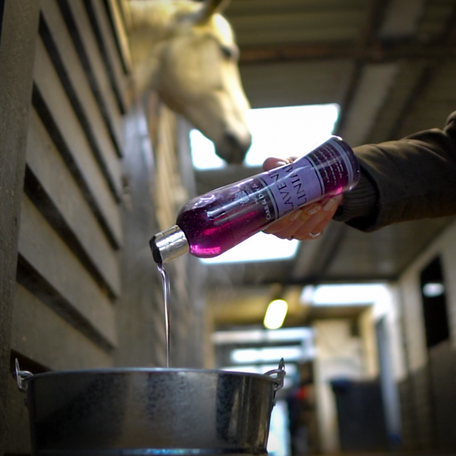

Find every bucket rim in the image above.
[15,359,286,394]
[19,363,284,385]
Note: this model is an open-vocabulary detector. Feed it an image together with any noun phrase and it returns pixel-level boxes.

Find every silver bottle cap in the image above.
[150,225,189,264]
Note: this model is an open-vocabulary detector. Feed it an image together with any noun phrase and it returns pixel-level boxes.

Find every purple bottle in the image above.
[151,136,360,263]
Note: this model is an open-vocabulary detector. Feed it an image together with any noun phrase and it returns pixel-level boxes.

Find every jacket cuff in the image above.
[333,172,378,222]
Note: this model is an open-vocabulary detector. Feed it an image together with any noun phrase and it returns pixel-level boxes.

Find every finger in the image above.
[262,156,297,171]
[264,213,307,239]
[262,157,287,171]
[265,197,339,241]
[263,203,322,235]
[266,221,303,240]
[294,198,339,240]
[263,211,300,234]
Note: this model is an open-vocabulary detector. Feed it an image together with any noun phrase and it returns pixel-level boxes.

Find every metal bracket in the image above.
[14,358,33,393]
[265,358,286,405]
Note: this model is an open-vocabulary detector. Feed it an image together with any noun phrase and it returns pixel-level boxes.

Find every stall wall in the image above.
[0,1,207,453]
[397,219,456,452]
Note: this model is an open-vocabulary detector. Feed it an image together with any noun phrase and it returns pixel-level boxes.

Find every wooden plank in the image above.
[18,194,118,348]
[155,105,180,230]
[26,108,121,298]
[33,37,123,248]
[12,284,113,370]
[40,0,123,199]
[5,373,31,454]
[0,2,5,46]
[83,0,132,111]
[103,0,133,75]
[58,0,124,155]
[0,1,40,454]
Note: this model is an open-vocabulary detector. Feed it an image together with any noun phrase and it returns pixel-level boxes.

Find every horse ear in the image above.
[193,0,231,24]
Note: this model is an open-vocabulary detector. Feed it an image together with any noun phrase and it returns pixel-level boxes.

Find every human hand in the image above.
[262,157,343,241]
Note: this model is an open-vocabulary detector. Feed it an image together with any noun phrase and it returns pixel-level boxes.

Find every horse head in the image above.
[128,0,252,164]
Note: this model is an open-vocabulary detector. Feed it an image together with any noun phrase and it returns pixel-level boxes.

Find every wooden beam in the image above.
[0,1,40,453]
[0,1,5,46]
[239,41,453,65]
[389,3,456,139]
[334,0,390,136]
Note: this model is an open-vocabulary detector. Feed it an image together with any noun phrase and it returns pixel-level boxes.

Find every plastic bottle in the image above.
[151,136,360,263]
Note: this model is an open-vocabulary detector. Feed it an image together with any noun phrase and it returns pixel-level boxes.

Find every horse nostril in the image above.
[217,132,252,164]
[225,132,251,157]
[224,134,243,164]
[225,132,240,148]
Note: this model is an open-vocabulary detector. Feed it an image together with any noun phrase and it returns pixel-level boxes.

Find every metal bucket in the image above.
[15,359,285,456]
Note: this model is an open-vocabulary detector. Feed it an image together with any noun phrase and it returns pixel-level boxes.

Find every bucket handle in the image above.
[14,359,33,393]
[264,358,286,392]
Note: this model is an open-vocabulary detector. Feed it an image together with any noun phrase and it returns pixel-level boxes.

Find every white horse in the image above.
[126,0,252,164]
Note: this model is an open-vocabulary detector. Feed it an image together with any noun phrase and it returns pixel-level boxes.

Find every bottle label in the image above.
[259,138,353,218]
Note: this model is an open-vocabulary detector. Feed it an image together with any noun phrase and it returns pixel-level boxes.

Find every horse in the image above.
[126,0,252,164]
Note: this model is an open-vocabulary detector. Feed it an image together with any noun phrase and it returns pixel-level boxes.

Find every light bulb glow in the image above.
[264,299,288,329]
[422,282,445,298]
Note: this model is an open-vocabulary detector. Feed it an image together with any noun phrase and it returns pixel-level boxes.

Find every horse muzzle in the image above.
[216,130,252,164]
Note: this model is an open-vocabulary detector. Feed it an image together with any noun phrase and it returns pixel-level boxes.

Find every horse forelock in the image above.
[203,13,235,47]
[173,6,235,48]
[128,1,198,35]
[129,1,235,45]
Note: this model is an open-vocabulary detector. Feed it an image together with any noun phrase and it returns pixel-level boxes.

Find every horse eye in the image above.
[220,45,234,59]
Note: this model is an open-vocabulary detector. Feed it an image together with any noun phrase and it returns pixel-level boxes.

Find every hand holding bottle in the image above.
[262,156,343,241]
[151,136,359,263]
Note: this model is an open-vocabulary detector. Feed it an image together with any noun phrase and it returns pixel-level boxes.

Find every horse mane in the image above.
[127,1,233,42]
[127,1,199,38]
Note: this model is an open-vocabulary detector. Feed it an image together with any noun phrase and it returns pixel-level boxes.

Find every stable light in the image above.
[304,283,388,305]
[422,282,445,298]
[263,299,288,329]
[231,346,301,363]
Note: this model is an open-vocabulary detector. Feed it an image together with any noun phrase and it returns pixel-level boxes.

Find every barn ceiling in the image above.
[193,0,456,330]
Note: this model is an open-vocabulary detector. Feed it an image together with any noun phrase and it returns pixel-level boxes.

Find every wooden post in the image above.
[0,1,40,452]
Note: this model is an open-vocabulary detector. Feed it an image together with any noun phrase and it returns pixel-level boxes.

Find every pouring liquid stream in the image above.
[157,263,171,367]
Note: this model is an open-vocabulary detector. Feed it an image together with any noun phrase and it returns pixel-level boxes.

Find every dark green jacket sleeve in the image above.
[334,111,456,231]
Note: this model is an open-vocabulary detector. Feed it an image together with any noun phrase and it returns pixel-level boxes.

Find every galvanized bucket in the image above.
[15,359,285,456]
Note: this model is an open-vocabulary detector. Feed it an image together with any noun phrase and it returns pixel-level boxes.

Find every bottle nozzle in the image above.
[150,225,189,264]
